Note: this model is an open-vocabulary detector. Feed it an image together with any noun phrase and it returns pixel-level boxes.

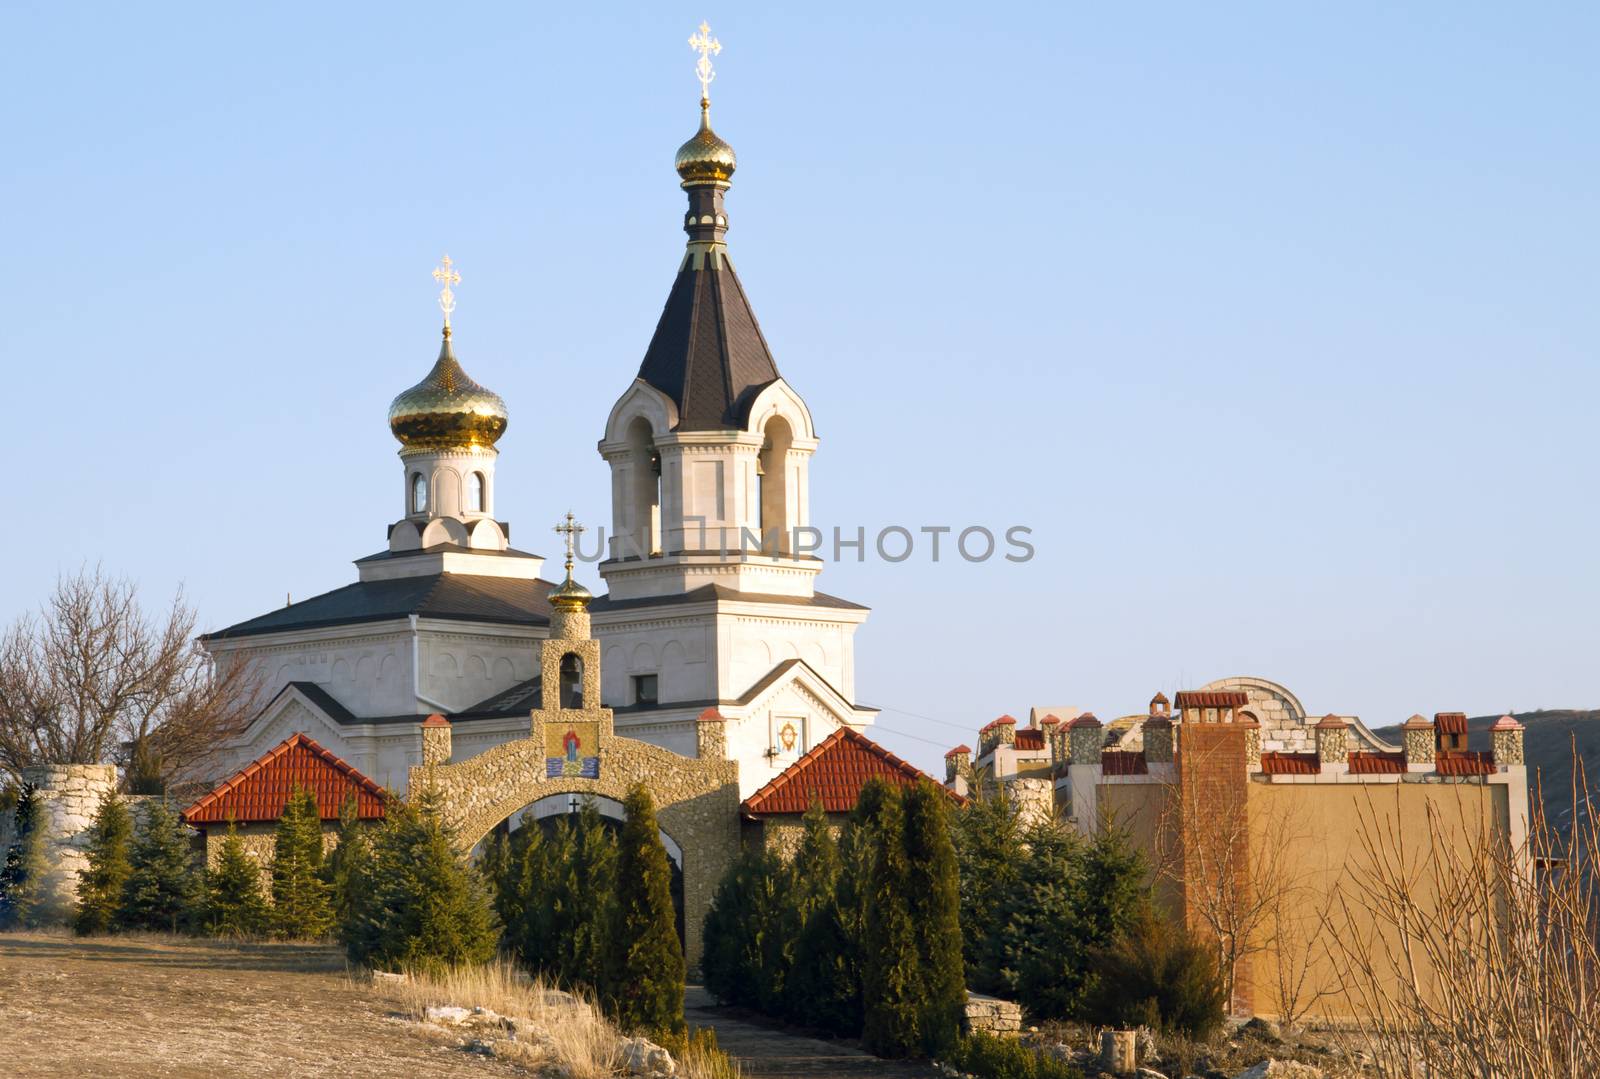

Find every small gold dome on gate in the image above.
[675,99,737,184]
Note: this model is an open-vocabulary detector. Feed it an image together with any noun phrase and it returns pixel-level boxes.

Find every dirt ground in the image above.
[0,931,529,1078]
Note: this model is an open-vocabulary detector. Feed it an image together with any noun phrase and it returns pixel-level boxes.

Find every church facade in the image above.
[201,80,878,808]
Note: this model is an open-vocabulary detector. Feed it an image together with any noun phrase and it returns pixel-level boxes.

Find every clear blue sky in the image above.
[3,3,1595,773]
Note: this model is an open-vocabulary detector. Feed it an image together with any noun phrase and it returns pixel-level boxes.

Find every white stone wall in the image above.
[20,764,119,924]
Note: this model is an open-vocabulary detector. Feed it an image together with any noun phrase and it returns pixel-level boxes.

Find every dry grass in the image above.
[372,959,739,1079]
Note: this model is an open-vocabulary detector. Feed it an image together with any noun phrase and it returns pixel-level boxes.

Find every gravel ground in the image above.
[0,931,528,1078]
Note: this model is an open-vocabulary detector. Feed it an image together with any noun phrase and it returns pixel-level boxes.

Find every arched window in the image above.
[467,471,485,513]
[758,416,794,555]
[625,417,661,559]
[559,653,583,710]
[411,472,428,514]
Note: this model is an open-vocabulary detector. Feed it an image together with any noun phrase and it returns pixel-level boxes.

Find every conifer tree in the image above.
[602,784,685,1035]
[782,799,854,1028]
[270,787,334,939]
[346,787,498,973]
[903,780,965,1056]
[0,783,49,930]
[566,800,617,988]
[118,799,198,933]
[952,786,1025,993]
[858,777,922,1057]
[701,845,784,1006]
[205,821,268,938]
[75,788,134,936]
[998,817,1092,1019]
[322,792,372,933]
[517,818,568,976]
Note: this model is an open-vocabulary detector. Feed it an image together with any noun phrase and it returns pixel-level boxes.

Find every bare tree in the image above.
[1325,755,1600,1077]
[0,567,259,792]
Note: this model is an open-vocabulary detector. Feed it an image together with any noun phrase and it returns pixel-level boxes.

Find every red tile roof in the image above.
[980,715,1018,732]
[1174,691,1250,709]
[945,744,972,758]
[1490,714,1523,732]
[1014,729,1046,751]
[1101,750,1148,776]
[1349,751,1407,775]
[740,727,954,816]
[1316,713,1349,730]
[1437,751,1496,776]
[1435,712,1469,735]
[1260,752,1321,776]
[182,733,389,825]
[1038,714,1062,726]
[1069,712,1102,728]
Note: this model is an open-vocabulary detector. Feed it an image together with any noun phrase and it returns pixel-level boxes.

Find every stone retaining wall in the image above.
[964,992,1023,1036]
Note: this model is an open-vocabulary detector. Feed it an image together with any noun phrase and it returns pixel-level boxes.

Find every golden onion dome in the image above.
[675,98,736,184]
[388,329,508,453]
[548,572,593,612]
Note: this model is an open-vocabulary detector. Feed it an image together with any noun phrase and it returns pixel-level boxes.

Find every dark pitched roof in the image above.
[182,733,388,825]
[458,676,543,719]
[636,254,781,431]
[284,681,355,723]
[741,727,953,816]
[206,573,555,640]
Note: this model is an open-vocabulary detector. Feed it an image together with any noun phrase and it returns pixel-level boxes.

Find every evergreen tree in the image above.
[270,787,334,939]
[701,845,785,1007]
[601,784,685,1035]
[322,792,372,933]
[858,778,922,1057]
[783,800,857,1030]
[517,818,570,977]
[346,788,498,973]
[0,783,49,930]
[74,788,134,936]
[952,787,1026,993]
[903,780,966,1056]
[204,821,268,938]
[564,800,617,988]
[118,799,198,933]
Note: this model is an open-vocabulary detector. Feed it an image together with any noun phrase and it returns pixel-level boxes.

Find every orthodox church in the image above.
[202,63,877,803]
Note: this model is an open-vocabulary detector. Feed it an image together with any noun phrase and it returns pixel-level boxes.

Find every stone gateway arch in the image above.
[412,566,741,968]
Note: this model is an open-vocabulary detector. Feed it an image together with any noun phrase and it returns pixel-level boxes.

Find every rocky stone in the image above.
[371,971,409,984]
[424,1006,473,1025]
[619,1036,676,1076]
[963,991,1023,1036]
[1232,1061,1323,1079]
[1239,1017,1282,1044]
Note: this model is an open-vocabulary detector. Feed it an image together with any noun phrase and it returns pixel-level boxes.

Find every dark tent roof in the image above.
[206,573,554,640]
[636,252,781,431]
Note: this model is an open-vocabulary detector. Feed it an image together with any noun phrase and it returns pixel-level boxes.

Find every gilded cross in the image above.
[553,512,586,571]
[688,21,721,101]
[432,255,461,328]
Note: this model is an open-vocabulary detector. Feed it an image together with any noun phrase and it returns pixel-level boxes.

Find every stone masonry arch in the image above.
[412,702,739,970]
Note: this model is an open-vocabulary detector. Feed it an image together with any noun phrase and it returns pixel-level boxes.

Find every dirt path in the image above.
[0,931,526,1078]
[684,987,941,1079]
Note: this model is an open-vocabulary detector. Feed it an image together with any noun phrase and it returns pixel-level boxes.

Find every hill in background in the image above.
[1373,710,1599,836]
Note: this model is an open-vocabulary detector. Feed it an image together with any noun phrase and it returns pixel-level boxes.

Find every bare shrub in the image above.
[1327,750,1600,1077]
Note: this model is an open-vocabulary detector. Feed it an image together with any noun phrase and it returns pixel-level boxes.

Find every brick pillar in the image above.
[420,713,452,766]
[1069,713,1103,765]
[944,745,971,784]
[696,707,728,759]
[1402,713,1435,770]
[1315,714,1348,768]
[1236,716,1261,772]
[1176,724,1252,1014]
[1491,714,1525,766]
[1143,716,1174,764]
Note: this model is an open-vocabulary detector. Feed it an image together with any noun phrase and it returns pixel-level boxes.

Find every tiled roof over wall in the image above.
[1436,751,1496,776]
[182,734,389,824]
[1348,751,1407,775]
[1101,750,1149,776]
[1260,751,1321,776]
[741,728,953,815]
[1013,729,1046,751]
[1174,691,1250,709]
